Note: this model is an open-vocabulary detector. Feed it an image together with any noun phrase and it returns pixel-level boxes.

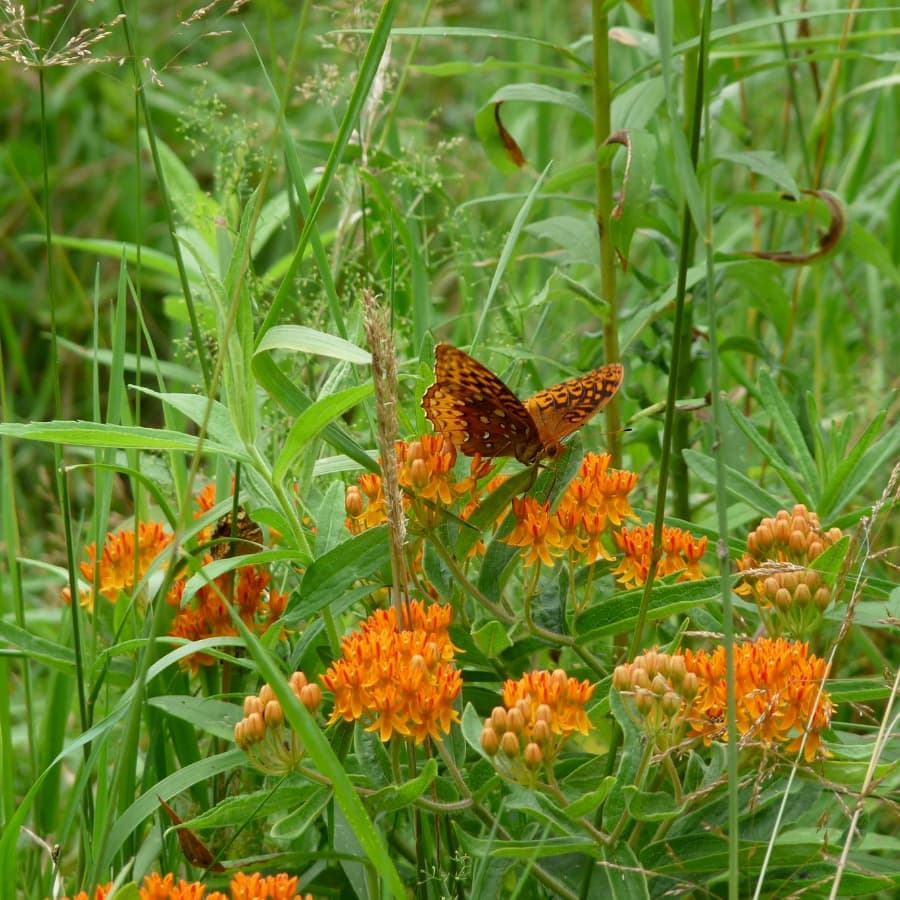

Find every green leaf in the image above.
[0,421,246,460]
[270,784,333,839]
[132,389,241,449]
[716,150,800,196]
[683,449,786,516]
[367,758,439,814]
[256,325,372,365]
[575,577,726,641]
[563,777,616,819]
[471,620,513,658]
[724,399,810,501]
[146,696,241,741]
[474,84,591,173]
[758,369,820,500]
[0,621,76,672]
[299,527,390,615]
[525,214,599,266]
[273,382,373,481]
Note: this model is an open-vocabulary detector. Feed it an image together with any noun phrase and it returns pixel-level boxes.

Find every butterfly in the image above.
[422,343,623,465]
[210,507,263,560]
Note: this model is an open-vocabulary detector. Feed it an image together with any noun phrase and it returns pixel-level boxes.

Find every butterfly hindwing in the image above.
[422,344,541,461]
[525,363,624,450]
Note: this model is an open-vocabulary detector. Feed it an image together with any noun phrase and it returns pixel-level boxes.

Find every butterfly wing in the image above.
[524,363,623,455]
[422,344,542,462]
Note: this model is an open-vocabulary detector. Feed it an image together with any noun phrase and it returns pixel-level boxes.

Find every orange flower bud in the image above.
[244,695,264,717]
[500,730,521,759]
[259,684,276,706]
[264,700,283,726]
[481,725,499,756]
[775,587,792,610]
[524,741,543,770]
[300,682,322,712]
[490,706,508,734]
[535,704,553,725]
[247,711,265,741]
[794,582,811,607]
[289,671,309,695]
[814,586,832,610]
[345,485,364,518]
[506,706,526,735]
[613,664,632,691]
[531,719,551,745]
[662,691,682,718]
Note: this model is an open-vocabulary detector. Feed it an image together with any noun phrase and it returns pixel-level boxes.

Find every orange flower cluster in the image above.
[61,872,312,900]
[163,485,287,674]
[345,435,497,535]
[611,524,707,588]
[62,521,174,612]
[684,637,834,761]
[613,650,700,750]
[503,453,638,567]
[481,669,596,783]
[166,565,288,675]
[235,672,324,775]
[320,601,462,744]
[737,504,843,636]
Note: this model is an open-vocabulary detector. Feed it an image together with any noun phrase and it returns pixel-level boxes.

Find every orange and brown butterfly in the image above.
[422,343,623,465]
[210,506,263,560]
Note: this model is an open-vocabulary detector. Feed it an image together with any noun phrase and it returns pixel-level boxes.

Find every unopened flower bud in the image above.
[247,711,265,741]
[535,704,553,725]
[682,672,699,702]
[531,719,551,745]
[244,695,264,717]
[290,671,309,694]
[481,725,499,756]
[794,582,812,607]
[506,707,525,735]
[259,684,276,706]
[500,730,520,758]
[613,665,632,691]
[775,587,792,610]
[490,706,508,734]
[264,700,283,726]
[524,741,543,770]
[632,668,651,692]
[300,683,322,712]
[345,486,364,518]
[410,458,429,489]
[807,539,824,560]
[789,529,807,556]
[668,655,686,686]
[651,674,669,696]
[814,586,832,610]
[662,691,682,718]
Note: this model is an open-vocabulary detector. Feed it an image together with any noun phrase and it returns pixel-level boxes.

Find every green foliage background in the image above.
[1,0,897,898]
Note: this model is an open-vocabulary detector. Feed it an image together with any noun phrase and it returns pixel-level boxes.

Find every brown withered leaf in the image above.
[158,796,225,872]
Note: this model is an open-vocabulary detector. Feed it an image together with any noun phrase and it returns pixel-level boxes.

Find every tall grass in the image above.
[1,1,898,898]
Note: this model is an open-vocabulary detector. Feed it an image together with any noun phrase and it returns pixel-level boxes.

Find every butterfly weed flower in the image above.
[59,872,314,900]
[167,563,289,675]
[611,524,707,589]
[502,453,639,573]
[235,672,323,776]
[684,637,834,762]
[320,601,462,744]
[737,504,843,637]
[481,669,596,786]
[613,651,699,751]
[61,521,174,613]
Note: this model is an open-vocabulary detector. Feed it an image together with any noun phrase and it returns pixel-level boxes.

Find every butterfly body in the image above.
[422,344,623,464]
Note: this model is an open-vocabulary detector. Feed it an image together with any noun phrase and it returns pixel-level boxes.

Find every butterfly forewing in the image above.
[525,363,624,453]
[422,344,541,461]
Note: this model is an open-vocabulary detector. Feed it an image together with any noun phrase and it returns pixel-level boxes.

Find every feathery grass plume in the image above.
[361,289,407,620]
